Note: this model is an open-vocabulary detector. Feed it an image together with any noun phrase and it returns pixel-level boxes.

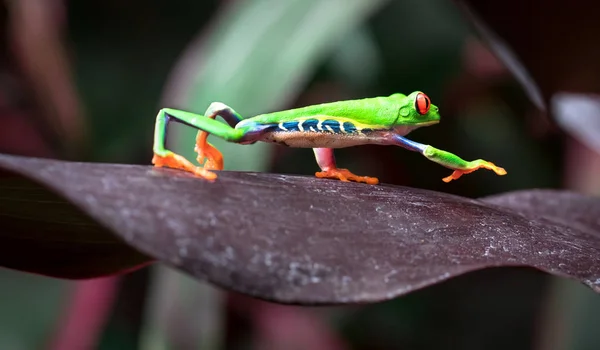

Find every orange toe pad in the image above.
[442,170,465,183]
[442,162,507,183]
[315,168,379,185]
[152,153,217,181]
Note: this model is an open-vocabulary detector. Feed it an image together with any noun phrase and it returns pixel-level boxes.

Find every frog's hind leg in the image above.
[196,102,244,170]
[152,107,246,180]
[313,148,379,185]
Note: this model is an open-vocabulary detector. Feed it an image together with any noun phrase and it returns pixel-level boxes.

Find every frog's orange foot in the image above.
[442,160,507,183]
[195,131,224,171]
[152,152,217,181]
[315,168,379,185]
[195,142,224,171]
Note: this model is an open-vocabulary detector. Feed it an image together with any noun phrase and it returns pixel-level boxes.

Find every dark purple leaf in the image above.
[482,189,600,239]
[0,159,152,279]
[456,0,600,105]
[0,153,599,304]
[456,0,600,151]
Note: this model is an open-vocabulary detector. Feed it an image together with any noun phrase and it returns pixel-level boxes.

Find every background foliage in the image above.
[0,0,598,349]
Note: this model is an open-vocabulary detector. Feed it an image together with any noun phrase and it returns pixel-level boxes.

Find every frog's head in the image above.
[393,91,440,130]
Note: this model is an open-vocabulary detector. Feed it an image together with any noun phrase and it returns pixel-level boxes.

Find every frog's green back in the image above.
[250,93,407,127]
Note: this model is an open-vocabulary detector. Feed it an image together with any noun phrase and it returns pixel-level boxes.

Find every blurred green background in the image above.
[1,0,598,349]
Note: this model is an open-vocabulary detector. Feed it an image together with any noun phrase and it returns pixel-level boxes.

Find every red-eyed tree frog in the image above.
[151,91,506,185]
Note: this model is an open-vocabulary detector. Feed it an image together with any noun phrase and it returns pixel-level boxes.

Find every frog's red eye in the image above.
[415,92,431,115]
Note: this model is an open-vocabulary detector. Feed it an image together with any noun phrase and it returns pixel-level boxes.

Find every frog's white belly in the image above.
[260,131,373,148]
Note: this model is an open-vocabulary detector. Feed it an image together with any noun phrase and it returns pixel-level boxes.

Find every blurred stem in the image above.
[535,137,600,350]
[48,277,119,350]
[5,0,87,159]
[97,268,152,350]
[139,266,224,350]
[227,293,349,350]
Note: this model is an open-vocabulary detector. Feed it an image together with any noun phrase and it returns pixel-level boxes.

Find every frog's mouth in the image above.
[416,120,439,127]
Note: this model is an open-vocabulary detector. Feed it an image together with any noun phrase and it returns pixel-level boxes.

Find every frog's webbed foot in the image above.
[442,159,507,183]
[312,148,379,185]
[315,168,379,185]
[152,152,217,181]
[195,132,224,171]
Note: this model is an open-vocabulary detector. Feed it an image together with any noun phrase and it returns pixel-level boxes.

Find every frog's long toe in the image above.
[442,160,506,183]
[152,152,217,181]
[315,168,379,185]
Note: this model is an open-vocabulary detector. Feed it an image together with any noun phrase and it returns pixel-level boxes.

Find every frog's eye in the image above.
[415,92,431,115]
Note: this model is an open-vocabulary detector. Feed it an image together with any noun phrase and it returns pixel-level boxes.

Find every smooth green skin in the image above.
[153,91,505,180]
[245,91,436,128]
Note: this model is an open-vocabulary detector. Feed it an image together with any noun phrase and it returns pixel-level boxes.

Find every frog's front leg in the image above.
[152,108,252,181]
[313,148,379,185]
[388,134,506,182]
